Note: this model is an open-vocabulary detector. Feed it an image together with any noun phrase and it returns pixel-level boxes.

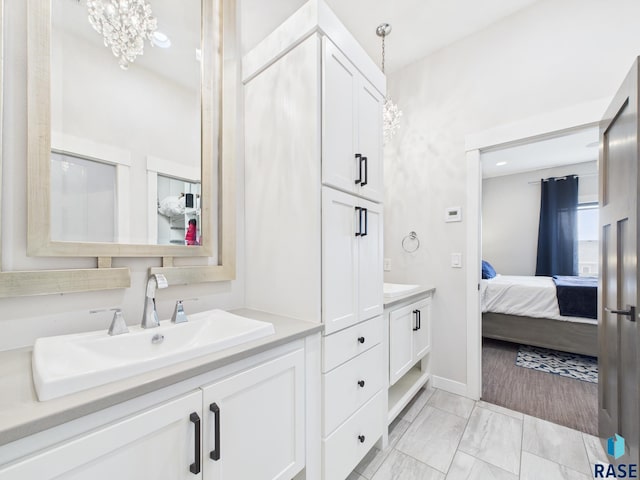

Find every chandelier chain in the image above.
[381,34,386,73]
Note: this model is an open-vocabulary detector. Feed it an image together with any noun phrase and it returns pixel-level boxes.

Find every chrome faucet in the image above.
[141,273,169,329]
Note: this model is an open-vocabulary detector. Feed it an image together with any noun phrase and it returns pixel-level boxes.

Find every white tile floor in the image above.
[349,387,608,480]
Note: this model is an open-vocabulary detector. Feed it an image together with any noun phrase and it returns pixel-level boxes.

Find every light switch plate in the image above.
[445,206,462,222]
[384,258,392,271]
[451,253,462,268]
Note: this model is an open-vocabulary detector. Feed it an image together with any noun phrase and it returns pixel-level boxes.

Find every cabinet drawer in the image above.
[322,315,382,372]
[322,390,384,480]
[323,343,384,435]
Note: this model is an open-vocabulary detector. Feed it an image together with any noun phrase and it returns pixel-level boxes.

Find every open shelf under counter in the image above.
[387,363,431,424]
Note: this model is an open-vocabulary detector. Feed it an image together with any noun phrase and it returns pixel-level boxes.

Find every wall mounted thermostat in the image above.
[445,206,462,222]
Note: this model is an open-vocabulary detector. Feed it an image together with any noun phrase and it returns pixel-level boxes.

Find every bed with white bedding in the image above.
[481,275,598,357]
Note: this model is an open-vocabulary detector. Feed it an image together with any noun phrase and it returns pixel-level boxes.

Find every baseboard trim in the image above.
[432,376,469,397]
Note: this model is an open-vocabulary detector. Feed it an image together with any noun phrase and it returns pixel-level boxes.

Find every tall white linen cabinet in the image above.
[243,2,386,479]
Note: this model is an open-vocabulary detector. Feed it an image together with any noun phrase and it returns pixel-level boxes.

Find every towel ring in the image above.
[402,231,420,253]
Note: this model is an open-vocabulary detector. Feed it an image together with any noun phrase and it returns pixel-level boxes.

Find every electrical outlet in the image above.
[383,258,392,271]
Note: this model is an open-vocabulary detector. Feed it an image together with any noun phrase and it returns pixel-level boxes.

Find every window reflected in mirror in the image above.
[50,152,116,243]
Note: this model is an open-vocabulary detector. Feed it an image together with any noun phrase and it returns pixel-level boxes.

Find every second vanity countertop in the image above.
[383,285,436,309]
[0,309,322,447]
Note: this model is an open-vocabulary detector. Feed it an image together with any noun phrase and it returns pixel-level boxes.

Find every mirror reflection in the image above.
[51,0,203,246]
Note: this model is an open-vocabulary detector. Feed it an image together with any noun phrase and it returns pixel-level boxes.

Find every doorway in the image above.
[464,99,609,419]
[479,128,599,433]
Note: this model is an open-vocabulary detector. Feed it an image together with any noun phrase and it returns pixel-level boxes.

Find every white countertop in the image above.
[383,285,436,309]
[0,309,322,446]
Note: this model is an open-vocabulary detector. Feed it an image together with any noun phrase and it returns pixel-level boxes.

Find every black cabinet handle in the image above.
[189,412,201,475]
[358,380,365,387]
[355,207,362,236]
[210,403,221,461]
[360,208,368,237]
[412,310,419,331]
[355,153,363,185]
[358,435,366,443]
[357,336,365,344]
[361,156,368,187]
[417,309,422,330]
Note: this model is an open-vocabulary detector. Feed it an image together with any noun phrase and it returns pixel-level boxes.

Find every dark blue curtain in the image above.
[535,175,579,276]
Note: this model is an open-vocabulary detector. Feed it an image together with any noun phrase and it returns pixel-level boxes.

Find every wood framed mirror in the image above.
[0,0,236,297]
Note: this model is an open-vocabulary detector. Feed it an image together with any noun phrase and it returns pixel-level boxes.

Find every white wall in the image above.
[482,161,597,276]
[384,0,640,386]
[0,0,245,351]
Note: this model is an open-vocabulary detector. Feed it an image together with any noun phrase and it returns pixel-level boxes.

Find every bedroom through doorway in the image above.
[478,126,599,435]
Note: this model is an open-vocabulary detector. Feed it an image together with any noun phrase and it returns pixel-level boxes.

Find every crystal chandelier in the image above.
[376,23,402,144]
[86,0,158,70]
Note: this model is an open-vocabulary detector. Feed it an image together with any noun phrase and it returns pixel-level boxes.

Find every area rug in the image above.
[516,345,598,383]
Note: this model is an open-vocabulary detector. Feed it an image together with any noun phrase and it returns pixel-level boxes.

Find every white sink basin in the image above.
[383,282,421,298]
[32,309,275,401]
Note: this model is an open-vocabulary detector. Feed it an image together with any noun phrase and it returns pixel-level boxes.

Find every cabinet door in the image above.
[323,187,359,334]
[202,349,305,480]
[388,304,415,386]
[413,297,432,360]
[358,197,383,321]
[0,392,202,480]
[322,38,358,195]
[356,76,384,202]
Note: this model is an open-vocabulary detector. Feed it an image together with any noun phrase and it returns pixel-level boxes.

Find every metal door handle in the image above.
[412,310,419,331]
[209,403,221,461]
[605,305,636,321]
[355,207,362,236]
[355,153,363,185]
[189,412,201,474]
[361,156,368,187]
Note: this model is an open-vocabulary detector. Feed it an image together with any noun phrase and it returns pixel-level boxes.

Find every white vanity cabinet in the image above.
[389,297,432,385]
[322,187,383,335]
[243,2,385,478]
[0,391,203,480]
[385,291,434,423]
[322,38,384,203]
[0,344,308,480]
[201,348,305,480]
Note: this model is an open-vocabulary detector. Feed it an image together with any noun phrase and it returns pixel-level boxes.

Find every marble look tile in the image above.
[347,471,367,480]
[520,452,592,480]
[458,407,522,474]
[388,416,411,447]
[582,433,609,468]
[398,385,436,422]
[428,389,475,419]
[446,452,518,480]
[371,449,445,480]
[476,400,524,420]
[395,406,467,473]
[354,447,388,479]
[522,415,591,475]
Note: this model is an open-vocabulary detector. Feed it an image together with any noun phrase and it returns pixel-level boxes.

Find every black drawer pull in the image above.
[358,435,366,443]
[412,310,419,331]
[357,336,365,344]
[210,403,221,461]
[357,380,365,387]
[355,153,363,184]
[189,412,201,475]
